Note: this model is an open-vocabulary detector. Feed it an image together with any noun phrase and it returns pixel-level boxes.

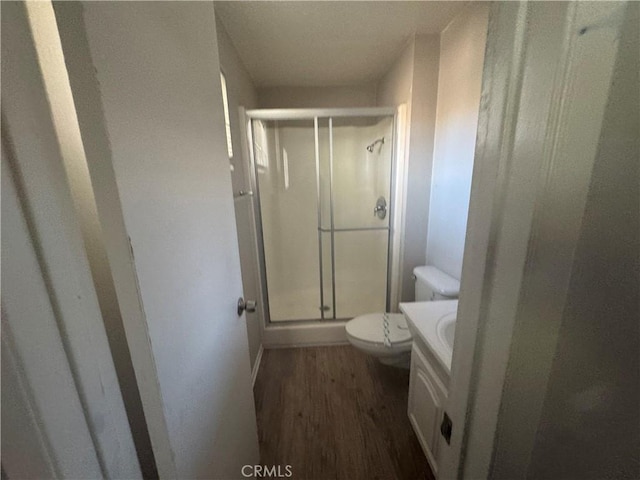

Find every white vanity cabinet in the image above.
[400,300,457,477]
[408,340,449,475]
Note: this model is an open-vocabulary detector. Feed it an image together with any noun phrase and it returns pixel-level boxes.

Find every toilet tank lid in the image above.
[413,266,460,296]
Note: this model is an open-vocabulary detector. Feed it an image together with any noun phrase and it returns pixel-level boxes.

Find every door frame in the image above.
[2,2,143,477]
[439,1,628,478]
[51,3,179,476]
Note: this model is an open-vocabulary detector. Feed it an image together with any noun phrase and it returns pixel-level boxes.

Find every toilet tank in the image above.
[413,266,460,301]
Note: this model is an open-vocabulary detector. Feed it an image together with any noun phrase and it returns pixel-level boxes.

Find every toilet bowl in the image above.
[345,313,412,367]
[345,265,460,368]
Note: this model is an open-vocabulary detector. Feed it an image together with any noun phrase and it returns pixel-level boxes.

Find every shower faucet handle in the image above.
[374,196,387,219]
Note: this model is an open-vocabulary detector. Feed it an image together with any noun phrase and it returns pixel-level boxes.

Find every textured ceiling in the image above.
[214,1,467,87]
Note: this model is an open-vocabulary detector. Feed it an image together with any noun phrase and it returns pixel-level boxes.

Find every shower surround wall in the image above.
[255,116,393,322]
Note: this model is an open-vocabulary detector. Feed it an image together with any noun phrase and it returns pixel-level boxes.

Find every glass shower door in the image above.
[251,112,394,323]
[329,115,394,318]
[253,119,322,322]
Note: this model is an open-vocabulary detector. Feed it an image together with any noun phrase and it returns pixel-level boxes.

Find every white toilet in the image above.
[345,266,460,368]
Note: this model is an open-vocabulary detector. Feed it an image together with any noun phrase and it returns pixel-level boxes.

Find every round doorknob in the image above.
[237,298,257,316]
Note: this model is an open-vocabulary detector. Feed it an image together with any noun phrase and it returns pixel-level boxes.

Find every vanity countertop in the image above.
[400,300,458,374]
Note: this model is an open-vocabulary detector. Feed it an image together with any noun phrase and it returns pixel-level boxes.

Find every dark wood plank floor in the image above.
[253,346,434,480]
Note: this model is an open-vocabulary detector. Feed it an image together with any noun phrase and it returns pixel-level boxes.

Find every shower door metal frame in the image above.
[245,107,397,325]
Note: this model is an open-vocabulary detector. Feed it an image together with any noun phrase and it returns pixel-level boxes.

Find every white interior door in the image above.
[53,2,259,478]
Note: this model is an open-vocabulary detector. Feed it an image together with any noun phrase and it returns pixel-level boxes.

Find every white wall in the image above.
[426,3,489,281]
[377,39,415,108]
[377,34,440,302]
[258,84,377,108]
[216,17,264,372]
[527,4,639,477]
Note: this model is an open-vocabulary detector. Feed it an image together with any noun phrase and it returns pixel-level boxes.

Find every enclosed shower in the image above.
[247,109,396,323]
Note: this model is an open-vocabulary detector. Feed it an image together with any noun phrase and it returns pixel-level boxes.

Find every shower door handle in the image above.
[374,196,387,220]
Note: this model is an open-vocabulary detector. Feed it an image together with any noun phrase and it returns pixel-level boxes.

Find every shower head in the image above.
[366,137,385,153]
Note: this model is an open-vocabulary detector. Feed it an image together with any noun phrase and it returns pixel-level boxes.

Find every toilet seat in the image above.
[346,313,412,347]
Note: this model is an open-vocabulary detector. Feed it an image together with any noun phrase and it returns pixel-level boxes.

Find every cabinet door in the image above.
[408,344,447,473]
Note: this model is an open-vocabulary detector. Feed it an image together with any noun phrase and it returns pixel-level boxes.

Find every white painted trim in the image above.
[437,3,529,477]
[24,3,152,476]
[2,4,141,477]
[483,3,626,477]
[245,107,396,120]
[53,4,178,477]
[439,2,628,478]
[389,103,409,312]
[264,341,351,350]
[1,331,58,479]
[261,321,349,348]
[1,150,102,478]
[251,345,264,388]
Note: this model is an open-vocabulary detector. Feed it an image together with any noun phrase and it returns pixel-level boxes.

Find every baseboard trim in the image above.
[251,345,264,388]
[265,340,351,349]
[261,320,348,348]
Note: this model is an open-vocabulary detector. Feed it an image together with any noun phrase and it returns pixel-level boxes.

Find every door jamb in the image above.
[439,1,627,478]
